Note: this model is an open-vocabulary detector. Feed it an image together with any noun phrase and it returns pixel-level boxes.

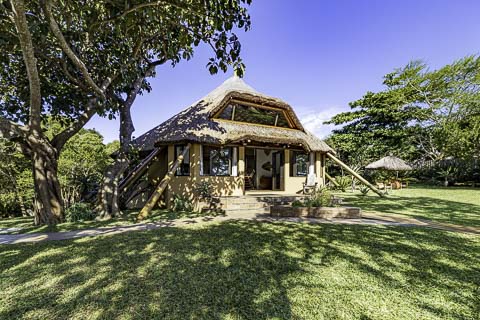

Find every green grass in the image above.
[337,185,480,228]
[1,221,479,319]
[0,210,223,234]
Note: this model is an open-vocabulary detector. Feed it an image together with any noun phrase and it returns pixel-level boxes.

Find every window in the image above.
[202,146,236,176]
[216,102,291,128]
[175,145,190,176]
[290,151,309,177]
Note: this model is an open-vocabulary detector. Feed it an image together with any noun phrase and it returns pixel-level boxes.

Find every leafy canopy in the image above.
[0,0,252,129]
[326,56,480,165]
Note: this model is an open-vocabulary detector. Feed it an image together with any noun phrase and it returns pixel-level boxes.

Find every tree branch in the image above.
[41,0,106,99]
[118,61,163,152]
[51,99,98,151]
[52,76,115,151]
[0,117,28,140]
[10,0,42,131]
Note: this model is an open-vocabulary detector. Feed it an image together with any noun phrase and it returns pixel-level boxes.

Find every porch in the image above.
[165,143,326,196]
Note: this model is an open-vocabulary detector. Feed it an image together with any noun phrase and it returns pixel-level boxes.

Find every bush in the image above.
[304,187,333,207]
[359,185,370,196]
[334,176,350,192]
[291,200,303,207]
[65,203,96,222]
[172,195,193,212]
[194,181,214,199]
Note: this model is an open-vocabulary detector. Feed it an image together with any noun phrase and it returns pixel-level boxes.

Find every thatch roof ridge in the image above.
[132,76,332,153]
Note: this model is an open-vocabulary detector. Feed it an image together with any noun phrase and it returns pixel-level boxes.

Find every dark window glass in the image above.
[216,102,291,128]
[175,145,190,176]
[218,104,233,120]
[290,151,308,177]
[202,146,232,176]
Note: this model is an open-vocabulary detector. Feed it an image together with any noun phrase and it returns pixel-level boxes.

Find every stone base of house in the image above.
[196,194,307,215]
[270,205,361,219]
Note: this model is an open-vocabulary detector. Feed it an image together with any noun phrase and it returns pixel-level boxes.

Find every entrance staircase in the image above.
[218,194,306,215]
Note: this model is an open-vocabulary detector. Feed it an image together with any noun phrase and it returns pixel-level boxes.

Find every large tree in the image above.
[0,0,251,225]
[326,56,480,167]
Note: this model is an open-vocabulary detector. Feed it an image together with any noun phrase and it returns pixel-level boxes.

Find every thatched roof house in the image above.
[127,76,338,210]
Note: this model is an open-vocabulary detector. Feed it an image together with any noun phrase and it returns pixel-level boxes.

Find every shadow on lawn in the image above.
[1,221,479,319]
[342,193,480,227]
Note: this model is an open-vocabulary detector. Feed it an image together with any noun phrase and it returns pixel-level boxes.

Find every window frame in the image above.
[213,100,295,129]
[290,151,309,177]
[200,145,238,177]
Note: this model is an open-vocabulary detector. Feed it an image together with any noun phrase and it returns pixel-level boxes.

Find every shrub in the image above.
[65,203,96,222]
[334,176,350,192]
[291,200,303,207]
[172,195,193,212]
[305,187,333,207]
[194,181,214,199]
[359,185,370,196]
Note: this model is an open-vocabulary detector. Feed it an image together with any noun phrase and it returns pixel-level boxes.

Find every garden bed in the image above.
[270,205,361,219]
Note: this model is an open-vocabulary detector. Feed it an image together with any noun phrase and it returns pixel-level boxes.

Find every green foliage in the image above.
[334,176,351,192]
[326,56,480,181]
[65,203,96,222]
[194,181,214,199]
[0,127,112,216]
[359,186,370,196]
[304,187,333,207]
[0,139,33,217]
[0,1,252,125]
[58,129,113,207]
[291,200,304,207]
[172,195,194,212]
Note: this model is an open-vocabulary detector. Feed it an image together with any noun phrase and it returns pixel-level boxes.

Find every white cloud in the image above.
[297,106,347,138]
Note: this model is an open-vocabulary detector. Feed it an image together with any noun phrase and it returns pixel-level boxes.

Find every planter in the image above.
[270,205,361,219]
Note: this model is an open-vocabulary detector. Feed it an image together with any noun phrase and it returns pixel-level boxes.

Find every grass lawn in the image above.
[0,209,221,234]
[338,185,480,228]
[1,221,479,319]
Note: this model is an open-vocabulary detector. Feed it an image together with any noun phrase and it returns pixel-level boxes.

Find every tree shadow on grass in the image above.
[0,221,479,319]
[342,193,480,227]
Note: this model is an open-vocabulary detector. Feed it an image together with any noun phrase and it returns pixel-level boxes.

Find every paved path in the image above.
[0,212,478,245]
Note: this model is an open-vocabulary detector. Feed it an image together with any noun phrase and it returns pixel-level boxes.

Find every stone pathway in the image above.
[0,211,478,245]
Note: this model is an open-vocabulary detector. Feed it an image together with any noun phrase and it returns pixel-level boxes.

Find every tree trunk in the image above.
[96,155,130,219]
[96,102,134,219]
[95,64,158,219]
[30,142,64,225]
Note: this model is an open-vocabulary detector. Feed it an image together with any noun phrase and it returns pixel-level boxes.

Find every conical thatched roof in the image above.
[365,156,412,171]
[133,76,333,152]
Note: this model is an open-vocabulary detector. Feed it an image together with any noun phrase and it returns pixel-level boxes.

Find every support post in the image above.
[325,172,340,187]
[239,146,245,195]
[326,153,385,197]
[138,143,191,220]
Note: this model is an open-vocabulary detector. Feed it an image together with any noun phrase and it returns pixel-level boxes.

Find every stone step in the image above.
[224,207,271,214]
[220,197,304,205]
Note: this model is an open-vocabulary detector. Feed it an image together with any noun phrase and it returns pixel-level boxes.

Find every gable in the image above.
[213,99,298,129]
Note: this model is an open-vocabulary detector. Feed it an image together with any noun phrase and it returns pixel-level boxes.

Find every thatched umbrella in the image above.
[365,156,412,171]
[366,155,412,189]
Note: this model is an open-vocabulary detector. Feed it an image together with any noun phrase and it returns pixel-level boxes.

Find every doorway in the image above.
[245,147,284,191]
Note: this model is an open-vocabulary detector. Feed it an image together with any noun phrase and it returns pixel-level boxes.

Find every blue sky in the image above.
[86,0,480,142]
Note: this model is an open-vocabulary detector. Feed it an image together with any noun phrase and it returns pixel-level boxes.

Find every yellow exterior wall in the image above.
[162,143,244,210]
[139,143,329,209]
[281,149,303,194]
